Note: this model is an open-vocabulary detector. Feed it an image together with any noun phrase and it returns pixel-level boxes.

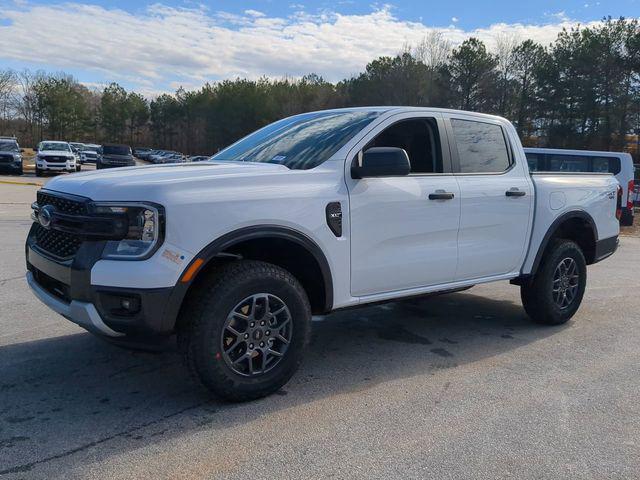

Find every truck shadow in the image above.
[0,289,566,476]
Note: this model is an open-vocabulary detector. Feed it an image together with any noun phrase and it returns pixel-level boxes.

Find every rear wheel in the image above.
[521,239,587,325]
[180,260,311,401]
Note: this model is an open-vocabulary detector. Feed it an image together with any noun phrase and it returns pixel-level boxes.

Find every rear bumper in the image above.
[594,235,619,263]
[620,207,634,227]
[26,235,177,337]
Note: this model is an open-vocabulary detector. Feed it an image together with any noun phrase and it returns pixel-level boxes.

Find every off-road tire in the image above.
[35,167,42,177]
[521,239,587,325]
[179,260,311,402]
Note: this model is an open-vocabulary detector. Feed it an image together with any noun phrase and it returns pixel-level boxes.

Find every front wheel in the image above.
[180,260,311,401]
[521,239,587,325]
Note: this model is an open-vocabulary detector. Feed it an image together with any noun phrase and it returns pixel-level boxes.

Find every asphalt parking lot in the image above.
[1,179,639,479]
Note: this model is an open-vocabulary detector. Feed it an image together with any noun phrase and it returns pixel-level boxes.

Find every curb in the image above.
[0,180,43,187]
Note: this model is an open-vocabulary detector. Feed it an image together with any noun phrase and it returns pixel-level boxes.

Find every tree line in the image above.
[0,17,638,160]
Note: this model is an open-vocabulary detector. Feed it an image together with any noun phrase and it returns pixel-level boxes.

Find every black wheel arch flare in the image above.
[163,225,334,331]
[528,210,599,276]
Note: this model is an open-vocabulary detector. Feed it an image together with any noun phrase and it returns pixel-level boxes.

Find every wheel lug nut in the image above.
[260,321,265,326]
[244,333,249,339]
[265,330,270,336]
[260,342,265,347]
[249,343,254,349]
[250,322,255,328]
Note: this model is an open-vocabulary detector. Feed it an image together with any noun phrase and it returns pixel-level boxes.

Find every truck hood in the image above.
[43,161,291,200]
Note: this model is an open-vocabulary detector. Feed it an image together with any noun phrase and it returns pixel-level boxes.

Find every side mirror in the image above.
[351,147,410,179]
[20,148,25,153]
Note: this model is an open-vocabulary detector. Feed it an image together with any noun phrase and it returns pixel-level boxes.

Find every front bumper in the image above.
[27,270,123,337]
[26,236,177,337]
[0,162,22,172]
[37,159,76,171]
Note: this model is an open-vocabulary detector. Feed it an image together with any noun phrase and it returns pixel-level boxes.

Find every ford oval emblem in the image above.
[38,205,55,229]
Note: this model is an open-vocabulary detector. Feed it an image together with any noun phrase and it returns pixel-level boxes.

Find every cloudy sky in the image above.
[0,0,638,95]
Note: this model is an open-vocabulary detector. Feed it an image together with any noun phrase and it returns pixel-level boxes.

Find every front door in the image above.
[347,113,461,297]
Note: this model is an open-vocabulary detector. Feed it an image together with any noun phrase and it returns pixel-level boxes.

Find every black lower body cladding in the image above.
[26,223,176,337]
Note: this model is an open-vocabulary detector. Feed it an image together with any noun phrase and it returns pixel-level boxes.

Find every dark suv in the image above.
[97,144,135,169]
[0,137,23,175]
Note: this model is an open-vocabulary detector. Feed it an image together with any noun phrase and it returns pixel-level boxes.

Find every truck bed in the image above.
[521,172,620,274]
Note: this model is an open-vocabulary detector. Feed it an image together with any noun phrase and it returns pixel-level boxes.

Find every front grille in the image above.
[37,191,88,215]
[0,154,13,163]
[34,191,88,258]
[43,156,67,163]
[34,224,82,259]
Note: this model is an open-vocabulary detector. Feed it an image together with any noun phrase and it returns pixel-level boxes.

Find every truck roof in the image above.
[302,106,509,123]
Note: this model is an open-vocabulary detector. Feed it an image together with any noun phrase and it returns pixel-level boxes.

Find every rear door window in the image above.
[450,119,511,173]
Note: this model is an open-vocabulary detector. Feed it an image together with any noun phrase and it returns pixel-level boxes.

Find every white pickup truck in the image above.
[26,107,620,401]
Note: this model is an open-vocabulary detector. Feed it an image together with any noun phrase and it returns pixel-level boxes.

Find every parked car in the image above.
[149,151,182,164]
[97,144,135,169]
[525,148,635,226]
[0,136,23,175]
[147,150,169,163]
[133,147,153,159]
[35,141,79,176]
[79,144,100,164]
[26,107,620,401]
[161,153,185,164]
[189,156,211,162]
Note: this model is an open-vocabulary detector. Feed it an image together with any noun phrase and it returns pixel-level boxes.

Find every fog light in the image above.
[120,297,140,313]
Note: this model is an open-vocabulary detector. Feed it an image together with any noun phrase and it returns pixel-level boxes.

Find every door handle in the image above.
[428,192,455,200]
[505,189,526,197]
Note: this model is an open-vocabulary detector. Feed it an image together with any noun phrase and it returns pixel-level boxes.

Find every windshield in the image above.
[40,142,70,152]
[103,145,131,155]
[0,141,18,152]
[211,110,383,170]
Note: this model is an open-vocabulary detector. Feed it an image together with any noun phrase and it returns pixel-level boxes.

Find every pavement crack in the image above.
[0,275,23,286]
[0,401,209,476]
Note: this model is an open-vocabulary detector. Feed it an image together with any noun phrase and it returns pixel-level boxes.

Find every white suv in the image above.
[35,141,80,176]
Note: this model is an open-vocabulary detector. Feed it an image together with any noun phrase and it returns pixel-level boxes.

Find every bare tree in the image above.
[413,31,452,68]
[13,70,47,144]
[494,32,520,116]
[0,69,16,135]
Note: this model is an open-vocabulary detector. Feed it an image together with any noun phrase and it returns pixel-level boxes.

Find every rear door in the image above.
[445,114,533,281]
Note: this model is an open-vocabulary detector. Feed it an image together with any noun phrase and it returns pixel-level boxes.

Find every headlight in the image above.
[92,203,164,260]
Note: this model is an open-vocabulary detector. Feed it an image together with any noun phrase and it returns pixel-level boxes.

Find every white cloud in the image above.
[0,2,626,93]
